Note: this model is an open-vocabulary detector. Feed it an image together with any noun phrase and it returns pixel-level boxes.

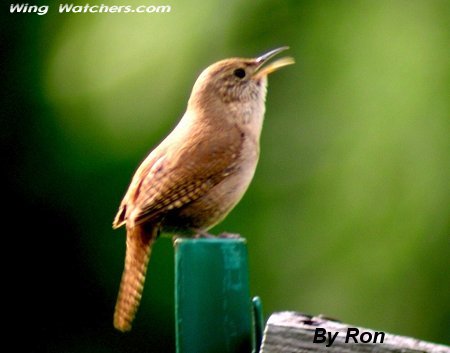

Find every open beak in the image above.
[253,46,295,79]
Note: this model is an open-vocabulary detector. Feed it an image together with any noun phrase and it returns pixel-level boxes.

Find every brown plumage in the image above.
[112,47,294,331]
[113,224,156,331]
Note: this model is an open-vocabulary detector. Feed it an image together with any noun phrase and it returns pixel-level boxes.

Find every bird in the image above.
[112,47,294,332]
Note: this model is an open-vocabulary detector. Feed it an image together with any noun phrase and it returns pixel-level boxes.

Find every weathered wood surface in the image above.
[260,311,450,353]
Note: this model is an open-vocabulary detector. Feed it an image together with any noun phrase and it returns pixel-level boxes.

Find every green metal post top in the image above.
[174,238,256,353]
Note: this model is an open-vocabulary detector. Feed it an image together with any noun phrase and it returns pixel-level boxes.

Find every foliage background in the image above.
[4,0,449,351]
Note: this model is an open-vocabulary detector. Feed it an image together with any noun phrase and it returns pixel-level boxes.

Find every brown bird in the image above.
[112,47,294,332]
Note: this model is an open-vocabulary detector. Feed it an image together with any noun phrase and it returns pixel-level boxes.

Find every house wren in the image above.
[112,47,294,332]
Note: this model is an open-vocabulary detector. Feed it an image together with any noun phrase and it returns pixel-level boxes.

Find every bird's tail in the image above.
[114,224,157,332]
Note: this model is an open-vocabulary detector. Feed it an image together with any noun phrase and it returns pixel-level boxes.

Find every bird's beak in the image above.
[253,46,295,79]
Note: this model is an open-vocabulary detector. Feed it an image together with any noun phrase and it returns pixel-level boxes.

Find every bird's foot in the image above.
[193,231,215,239]
[218,232,241,239]
[192,231,241,239]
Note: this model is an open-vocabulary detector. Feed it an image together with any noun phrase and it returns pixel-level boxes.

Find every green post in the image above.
[175,238,253,353]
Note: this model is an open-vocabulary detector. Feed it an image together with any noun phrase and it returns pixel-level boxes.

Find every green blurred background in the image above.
[4,0,449,351]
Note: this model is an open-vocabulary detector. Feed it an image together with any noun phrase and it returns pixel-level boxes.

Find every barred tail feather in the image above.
[114,225,156,332]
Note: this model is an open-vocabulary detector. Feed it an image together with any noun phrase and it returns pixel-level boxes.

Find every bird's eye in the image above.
[233,68,246,79]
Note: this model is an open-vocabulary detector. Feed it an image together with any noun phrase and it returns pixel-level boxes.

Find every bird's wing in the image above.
[117,125,244,228]
[113,151,162,229]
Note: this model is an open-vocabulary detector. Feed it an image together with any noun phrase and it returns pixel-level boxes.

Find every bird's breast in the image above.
[167,132,259,232]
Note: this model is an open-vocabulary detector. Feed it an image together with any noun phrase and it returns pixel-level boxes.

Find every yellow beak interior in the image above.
[254,56,295,78]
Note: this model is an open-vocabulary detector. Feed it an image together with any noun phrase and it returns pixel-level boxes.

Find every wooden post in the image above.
[260,311,450,353]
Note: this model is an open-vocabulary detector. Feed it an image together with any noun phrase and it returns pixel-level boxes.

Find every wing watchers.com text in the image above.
[10,3,172,15]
